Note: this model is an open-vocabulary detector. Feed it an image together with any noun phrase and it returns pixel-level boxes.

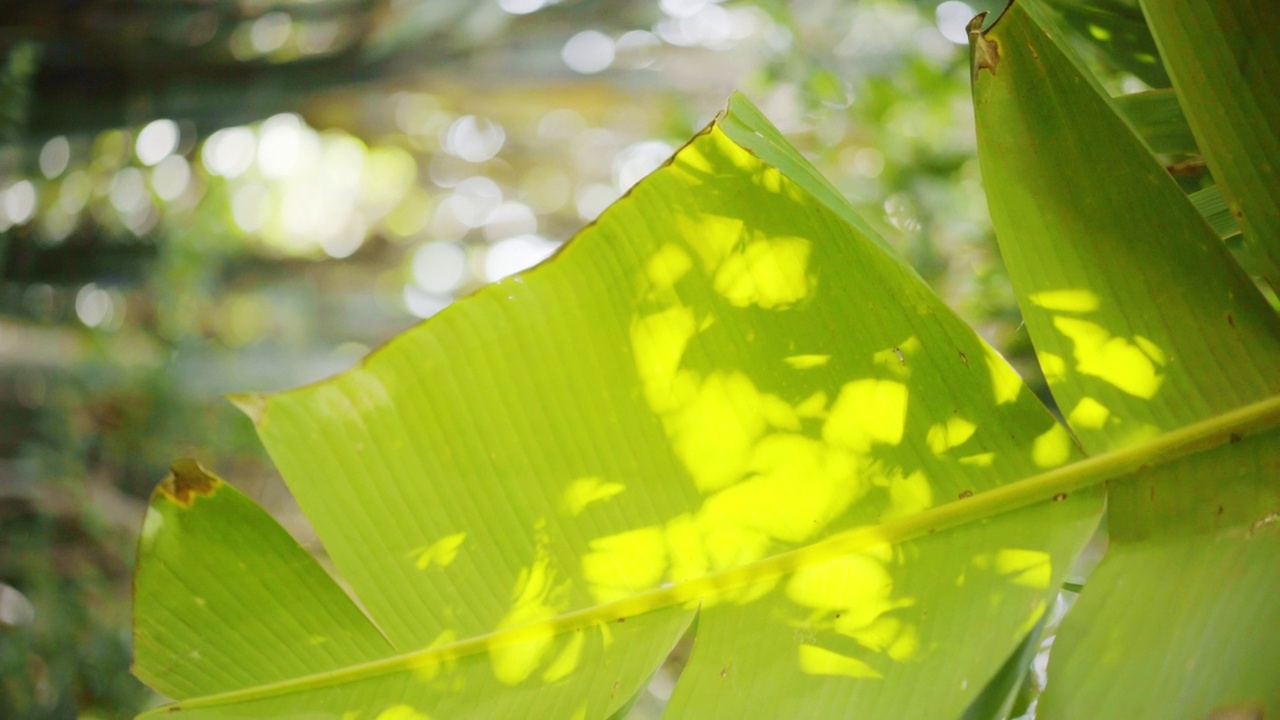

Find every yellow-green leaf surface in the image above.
[1139,0,1280,291]
[972,2,1280,455]
[971,3,1280,715]
[132,460,394,700]
[135,94,1109,718]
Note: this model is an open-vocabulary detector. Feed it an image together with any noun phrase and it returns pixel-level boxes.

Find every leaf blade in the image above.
[972,1,1280,455]
[1040,427,1280,718]
[132,460,394,700]
[1139,0,1280,291]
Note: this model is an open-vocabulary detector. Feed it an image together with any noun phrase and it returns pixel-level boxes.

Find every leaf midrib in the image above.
[150,394,1280,716]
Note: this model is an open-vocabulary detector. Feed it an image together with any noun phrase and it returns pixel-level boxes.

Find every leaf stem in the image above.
[155,394,1280,714]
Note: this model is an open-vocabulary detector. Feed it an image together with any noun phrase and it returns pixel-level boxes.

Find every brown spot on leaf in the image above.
[158,459,222,508]
[1226,313,1235,328]
[968,14,1000,80]
[958,350,969,367]
[1052,493,1067,502]
[1230,433,1242,444]
[720,667,729,678]
[1166,159,1207,176]
[958,490,973,499]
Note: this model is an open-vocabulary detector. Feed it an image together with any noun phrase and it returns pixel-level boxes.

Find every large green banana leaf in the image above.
[131,4,1280,718]
[134,93,1109,718]
[971,1,1280,715]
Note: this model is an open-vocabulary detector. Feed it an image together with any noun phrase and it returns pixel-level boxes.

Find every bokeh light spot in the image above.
[562,31,615,74]
[136,119,180,166]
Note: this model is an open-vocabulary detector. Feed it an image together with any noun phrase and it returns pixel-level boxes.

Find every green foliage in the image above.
[129,1,1279,718]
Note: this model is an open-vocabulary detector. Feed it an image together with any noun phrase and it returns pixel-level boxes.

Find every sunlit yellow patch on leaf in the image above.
[645,243,693,291]
[489,550,565,685]
[883,470,932,521]
[1029,289,1100,312]
[823,379,908,452]
[631,306,697,412]
[375,705,430,720]
[984,346,1024,405]
[1032,424,1072,468]
[713,236,813,309]
[787,553,893,612]
[541,629,585,683]
[872,336,920,377]
[582,527,667,603]
[1114,421,1160,447]
[959,452,995,467]
[699,434,861,543]
[1133,335,1167,365]
[926,417,976,454]
[994,548,1052,589]
[841,616,919,661]
[665,372,794,492]
[754,164,786,195]
[663,513,708,583]
[798,644,884,679]
[560,477,626,517]
[410,630,458,682]
[1053,317,1165,398]
[1067,397,1110,430]
[1038,352,1067,384]
[795,391,828,418]
[406,532,466,570]
[701,522,771,575]
[675,210,744,273]
[785,354,830,369]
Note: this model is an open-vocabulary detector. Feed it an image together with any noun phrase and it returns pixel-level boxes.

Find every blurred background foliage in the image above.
[0,0,1162,716]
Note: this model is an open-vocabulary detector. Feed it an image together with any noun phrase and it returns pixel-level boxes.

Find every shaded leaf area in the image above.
[134,94,1104,717]
[1111,88,1196,157]
[1188,186,1241,242]
[958,616,1044,720]
[1109,91,1244,241]
[1138,0,1280,293]
[1037,0,1169,88]
[1041,426,1280,717]
[972,2,1280,715]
